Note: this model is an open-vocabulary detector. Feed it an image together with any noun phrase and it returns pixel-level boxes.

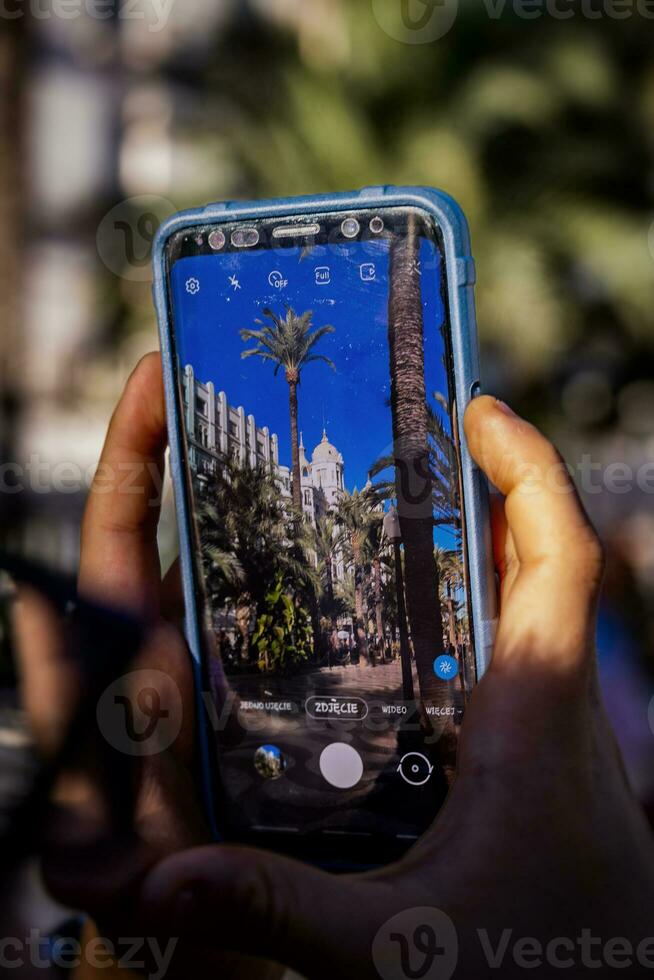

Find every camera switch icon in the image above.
[398,752,433,786]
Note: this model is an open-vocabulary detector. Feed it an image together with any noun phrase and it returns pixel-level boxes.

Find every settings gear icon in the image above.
[185,277,200,295]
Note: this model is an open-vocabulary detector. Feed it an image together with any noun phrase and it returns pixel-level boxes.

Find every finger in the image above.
[489,491,517,595]
[157,946,285,980]
[160,557,185,628]
[42,624,204,915]
[92,623,198,837]
[136,622,195,766]
[79,352,167,618]
[465,397,600,567]
[13,588,125,857]
[13,587,80,758]
[464,397,604,676]
[73,926,283,980]
[139,846,387,978]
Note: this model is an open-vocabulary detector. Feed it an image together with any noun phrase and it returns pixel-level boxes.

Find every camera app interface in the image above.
[169,209,474,846]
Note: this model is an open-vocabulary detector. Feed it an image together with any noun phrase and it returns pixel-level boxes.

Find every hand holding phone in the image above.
[138,396,654,980]
[154,188,496,865]
[19,353,651,979]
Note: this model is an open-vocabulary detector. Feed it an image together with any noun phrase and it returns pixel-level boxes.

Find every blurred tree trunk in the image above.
[0,18,25,548]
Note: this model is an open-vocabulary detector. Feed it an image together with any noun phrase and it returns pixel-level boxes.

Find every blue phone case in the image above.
[152,186,497,848]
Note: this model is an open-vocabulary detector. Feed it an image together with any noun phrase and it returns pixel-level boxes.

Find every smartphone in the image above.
[153,187,496,868]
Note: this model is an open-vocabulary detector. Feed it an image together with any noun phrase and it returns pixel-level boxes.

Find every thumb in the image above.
[464,394,604,678]
[139,845,386,977]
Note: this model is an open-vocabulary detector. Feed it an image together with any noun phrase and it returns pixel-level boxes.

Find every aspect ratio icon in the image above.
[397,752,433,787]
[359,263,376,282]
[315,266,331,285]
[268,270,288,290]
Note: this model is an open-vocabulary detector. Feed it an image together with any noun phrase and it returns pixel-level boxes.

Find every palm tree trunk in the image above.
[388,215,445,704]
[287,375,302,513]
[352,540,369,664]
[325,555,334,603]
[235,598,252,663]
[446,595,457,652]
[373,556,384,652]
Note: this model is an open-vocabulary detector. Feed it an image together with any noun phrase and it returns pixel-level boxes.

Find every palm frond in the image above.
[240,305,335,379]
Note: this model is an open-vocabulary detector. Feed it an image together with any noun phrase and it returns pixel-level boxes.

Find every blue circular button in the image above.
[433,654,459,681]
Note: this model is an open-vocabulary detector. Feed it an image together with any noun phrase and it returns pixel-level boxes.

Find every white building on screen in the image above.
[182,365,346,549]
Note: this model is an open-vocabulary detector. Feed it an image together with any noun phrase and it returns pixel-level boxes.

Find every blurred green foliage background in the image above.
[1,0,653,800]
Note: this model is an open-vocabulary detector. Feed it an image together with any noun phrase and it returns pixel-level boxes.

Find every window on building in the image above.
[196,397,207,416]
[199,455,215,476]
[304,489,311,506]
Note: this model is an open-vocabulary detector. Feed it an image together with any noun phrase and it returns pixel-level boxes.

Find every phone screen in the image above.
[166,207,475,861]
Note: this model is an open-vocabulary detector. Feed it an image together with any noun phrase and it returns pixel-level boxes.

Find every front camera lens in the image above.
[341,218,360,239]
[208,230,226,250]
[369,217,384,234]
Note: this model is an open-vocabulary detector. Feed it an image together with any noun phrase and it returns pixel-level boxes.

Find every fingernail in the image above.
[495,399,517,417]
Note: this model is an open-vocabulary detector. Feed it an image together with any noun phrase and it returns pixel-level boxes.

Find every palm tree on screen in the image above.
[387,216,445,703]
[196,454,317,661]
[334,488,376,664]
[240,306,334,514]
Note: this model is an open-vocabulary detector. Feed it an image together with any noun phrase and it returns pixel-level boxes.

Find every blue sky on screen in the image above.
[171,236,456,546]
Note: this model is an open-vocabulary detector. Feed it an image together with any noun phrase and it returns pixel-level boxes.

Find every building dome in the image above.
[312,429,341,463]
